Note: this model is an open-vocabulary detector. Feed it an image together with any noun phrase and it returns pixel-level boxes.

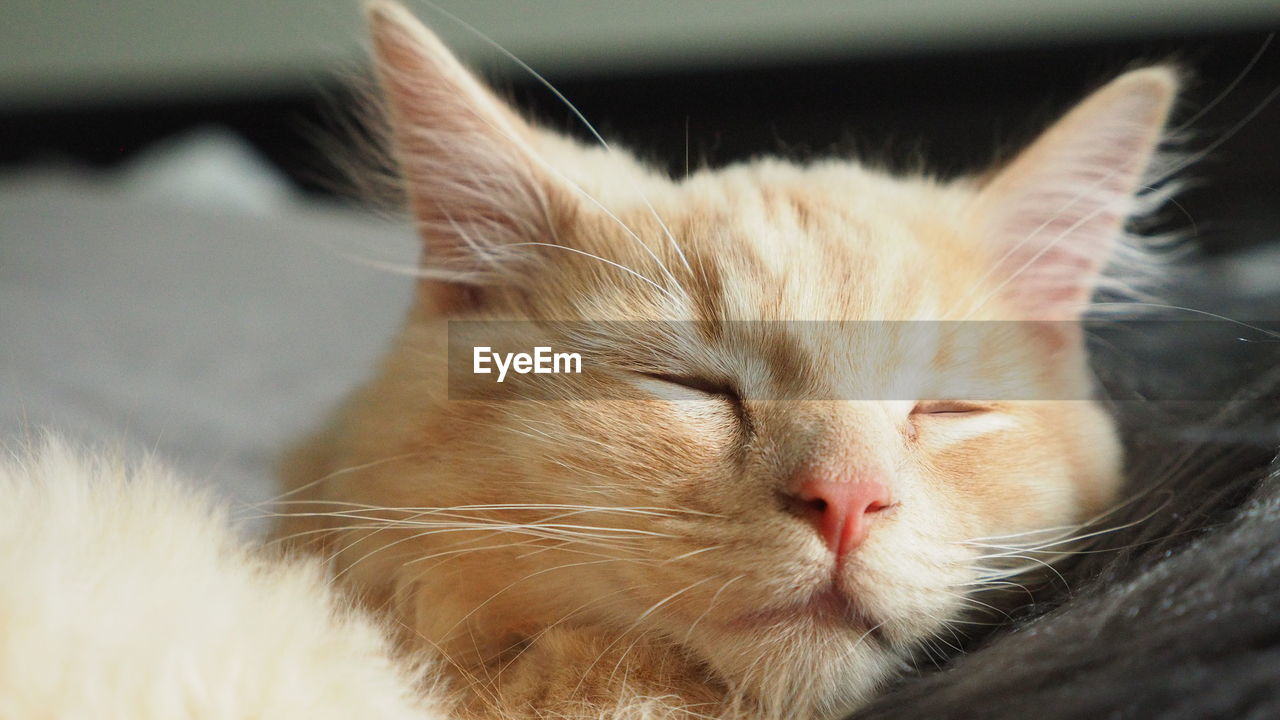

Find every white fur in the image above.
[0,436,446,720]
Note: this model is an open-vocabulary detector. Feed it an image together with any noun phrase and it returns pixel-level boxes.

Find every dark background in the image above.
[2,26,1277,256]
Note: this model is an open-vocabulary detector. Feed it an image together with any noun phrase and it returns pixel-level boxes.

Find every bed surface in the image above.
[0,131,416,532]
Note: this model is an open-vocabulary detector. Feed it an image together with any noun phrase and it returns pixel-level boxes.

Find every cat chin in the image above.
[668,567,955,717]
[716,582,874,634]
[691,618,900,720]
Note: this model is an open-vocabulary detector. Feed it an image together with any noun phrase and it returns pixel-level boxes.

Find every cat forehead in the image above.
[567,158,980,319]
[622,160,972,256]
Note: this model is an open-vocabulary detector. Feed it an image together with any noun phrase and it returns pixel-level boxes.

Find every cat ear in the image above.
[973,67,1178,319]
[366,1,570,310]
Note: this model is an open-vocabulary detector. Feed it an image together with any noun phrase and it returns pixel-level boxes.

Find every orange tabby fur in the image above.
[274,3,1178,718]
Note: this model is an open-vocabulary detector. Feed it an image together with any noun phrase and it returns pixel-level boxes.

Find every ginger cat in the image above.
[275,3,1179,718]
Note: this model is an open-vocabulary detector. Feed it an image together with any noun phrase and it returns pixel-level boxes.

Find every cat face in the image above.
[276,4,1176,717]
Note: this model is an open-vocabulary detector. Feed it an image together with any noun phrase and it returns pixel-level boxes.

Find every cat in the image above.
[0,436,446,720]
[271,2,1184,718]
[3,402,1270,719]
[850,386,1280,720]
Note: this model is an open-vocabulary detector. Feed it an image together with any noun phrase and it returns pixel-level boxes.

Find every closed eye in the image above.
[643,373,737,399]
[911,400,991,416]
[644,372,751,433]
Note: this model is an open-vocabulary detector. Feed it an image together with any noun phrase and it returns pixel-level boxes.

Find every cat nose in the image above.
[787,471,892,560]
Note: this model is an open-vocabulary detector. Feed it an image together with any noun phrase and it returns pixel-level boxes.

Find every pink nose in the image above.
[790,472,892,560]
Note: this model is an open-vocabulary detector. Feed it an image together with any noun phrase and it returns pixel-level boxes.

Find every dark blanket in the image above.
[851,382,1280,720]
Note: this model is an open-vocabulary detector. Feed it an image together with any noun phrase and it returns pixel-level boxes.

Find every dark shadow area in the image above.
[3,28,1277,255]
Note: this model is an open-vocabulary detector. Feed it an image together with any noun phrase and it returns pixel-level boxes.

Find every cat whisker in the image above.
[970,551,1071,592]
[1173,33,1274,132]
[263,501,702,520]
[936,588,1014,621]
[958,499,1175,577]
[959,569,1041,587]
[958,524,1086,543]
[325,518,668,584]
[425,540,651,568]
[938,615,1014,628]
[514,537,620,561]
[1148,78,1280,187]
[604,627,665,692]
[393,619,508,715]
[962,564,1049,581]
[266,517,656,558]
[248,451,425,510]
[916,609,967,654]
[419,536,546,568]
[681,574,746,645]
[1088,301,1280,339]
[492,579,656,682]
[270,514,676,542]
[956,486,1178,559]
[959,578,1037,600]
[408,537,657,588]
[913,637,945,670]
[444,564,655,646]
[663,545,725,564]
[575,575,720,698]
[261,523,390,547]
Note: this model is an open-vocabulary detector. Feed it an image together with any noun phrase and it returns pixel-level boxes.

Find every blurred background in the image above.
[3,0,1280,251]
[1,0,1277,518]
